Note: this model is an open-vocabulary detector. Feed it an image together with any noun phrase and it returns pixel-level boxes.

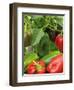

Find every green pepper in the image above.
[24,52,39,67]
[42,50,60,64]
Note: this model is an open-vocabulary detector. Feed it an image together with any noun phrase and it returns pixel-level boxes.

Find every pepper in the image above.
[42,50,60,64]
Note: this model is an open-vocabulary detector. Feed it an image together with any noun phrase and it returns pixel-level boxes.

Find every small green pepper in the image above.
[42,50,60,64]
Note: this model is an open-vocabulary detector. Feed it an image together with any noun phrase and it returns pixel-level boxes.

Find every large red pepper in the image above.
[47,54,63,73]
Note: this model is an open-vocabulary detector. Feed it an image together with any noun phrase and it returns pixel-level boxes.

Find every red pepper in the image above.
[47,54,63,73]
[27,62,36,74]
[55,34,63,52]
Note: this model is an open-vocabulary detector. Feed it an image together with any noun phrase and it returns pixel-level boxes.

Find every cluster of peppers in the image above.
[26,34,63,74]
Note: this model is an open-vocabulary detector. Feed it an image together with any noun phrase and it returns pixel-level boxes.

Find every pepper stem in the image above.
[33,60,43,70]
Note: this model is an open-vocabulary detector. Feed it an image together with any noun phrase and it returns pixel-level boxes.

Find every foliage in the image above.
[37,33,50,57]
[24,14,63,69]
[31,28,44,46]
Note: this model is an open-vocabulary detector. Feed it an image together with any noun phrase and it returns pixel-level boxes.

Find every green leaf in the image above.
[31,29,44,46]
[32,15,46,28]
[37,33,50,58]
[49,41,57,51]
[24,15,32,33]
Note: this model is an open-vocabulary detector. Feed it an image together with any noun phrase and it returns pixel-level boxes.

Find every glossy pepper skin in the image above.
[55,34,63,52]
[27,62,36,74]
[47,54,63,73]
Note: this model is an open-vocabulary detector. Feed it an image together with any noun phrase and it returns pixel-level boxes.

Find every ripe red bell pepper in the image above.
[27,62,36,74]
[47,54,63,73]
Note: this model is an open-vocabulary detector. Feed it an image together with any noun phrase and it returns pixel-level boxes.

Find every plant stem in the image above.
[33,60,39,66]
[48,24,63,33]
[41,23,63,33]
